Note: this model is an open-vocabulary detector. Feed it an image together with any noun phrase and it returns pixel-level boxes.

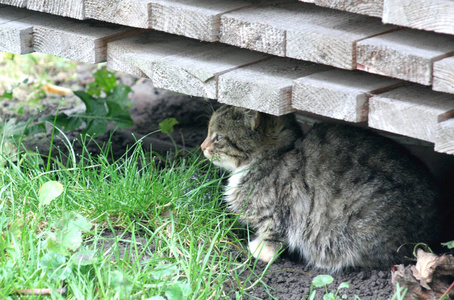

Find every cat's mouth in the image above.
[203,150,221,162]
[207,154,238,172]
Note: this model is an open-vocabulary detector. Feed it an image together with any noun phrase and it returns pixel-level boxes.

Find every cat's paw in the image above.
[249,239,279,263]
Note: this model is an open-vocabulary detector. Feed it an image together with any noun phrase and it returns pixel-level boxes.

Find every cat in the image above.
[201,105,439,273]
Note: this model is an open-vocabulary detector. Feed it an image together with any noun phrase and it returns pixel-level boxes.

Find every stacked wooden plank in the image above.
[0,0,453,155]
[0,5,140,62]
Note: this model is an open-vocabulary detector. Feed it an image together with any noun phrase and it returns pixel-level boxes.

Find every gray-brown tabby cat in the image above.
[201,105,439,273]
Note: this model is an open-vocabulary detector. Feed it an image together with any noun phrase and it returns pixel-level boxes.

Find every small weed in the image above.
[441,240,454,249]
[159,117,183,157]
[308,275,351,300]
[42,69,134,137]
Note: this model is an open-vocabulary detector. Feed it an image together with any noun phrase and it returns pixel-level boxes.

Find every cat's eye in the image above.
[213,135,223,142]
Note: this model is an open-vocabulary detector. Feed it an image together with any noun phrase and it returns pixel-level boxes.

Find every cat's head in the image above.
[201,105,301,172]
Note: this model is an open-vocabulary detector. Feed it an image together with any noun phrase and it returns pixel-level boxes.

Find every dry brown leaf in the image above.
[392,264,434,300]
[392,250,454,300]
[412,249,439,289]
[43,83,72,96]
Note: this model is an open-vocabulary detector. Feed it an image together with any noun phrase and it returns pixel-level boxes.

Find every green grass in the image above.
[0,128,413,300]
[0,132,259,299]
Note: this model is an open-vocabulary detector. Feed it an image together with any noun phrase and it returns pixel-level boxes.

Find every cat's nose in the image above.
[201,138,210,151]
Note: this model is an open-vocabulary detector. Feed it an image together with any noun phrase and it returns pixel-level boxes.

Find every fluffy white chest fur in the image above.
[223,165,251,214]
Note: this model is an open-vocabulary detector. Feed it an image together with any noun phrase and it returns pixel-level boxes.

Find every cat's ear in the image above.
[243,109,260,130]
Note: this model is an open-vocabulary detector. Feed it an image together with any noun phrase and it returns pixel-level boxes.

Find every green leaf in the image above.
[159,118,179,135]
[75,91,108,117]
[337,282,350,290]
[40,252,72,281]
[81,118,109,137]
[42,113,83,132]
[40,252,66,268]
[74,91,111,137]
[85,70,117,96]
[441,240,454,249]
[22,122,46,136]
[178,282,191,298]
[45,238,70,256]
[0,78,29,99]
[151,264,179,280]
[71,250,96,266]
[39,181,64,206]
[323,292,335,300]
[165,284,184,300]
[93,69,117,94]
[106,100,134,129]
[1,90,12,99]
[312,275,334,288]
[106,84,133,105]
[16,107,24,115]
[109,270,133,294]
[44,212,92,254]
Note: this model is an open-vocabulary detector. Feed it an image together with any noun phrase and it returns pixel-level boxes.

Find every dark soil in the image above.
[237,257,393,299]
[8,65,454,299]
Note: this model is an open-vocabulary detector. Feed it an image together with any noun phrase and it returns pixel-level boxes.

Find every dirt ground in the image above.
[5,64,454,299]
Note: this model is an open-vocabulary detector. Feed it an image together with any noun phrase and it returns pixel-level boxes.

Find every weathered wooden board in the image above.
[286,8,394,69]
[150,0,252,42]
[33,19,139,63]
[220,3,302,57]
[433,56,454,95]
[152,43,270,99]
[383,0,454,35]
[218,57,331,116]
[368,85,454,143]
[435,119,454,155]
[85,0,152,29]
[357,29,454,85]
[27,0,85,20]
[221,2,395,69]
[0,0,26,7]
[107,31,209,78]
[292,69,402,122]
[301,0,383,18]
[0,6,34,53]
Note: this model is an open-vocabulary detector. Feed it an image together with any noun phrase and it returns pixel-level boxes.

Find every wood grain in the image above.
[220,3,303,57]
[150,0,251,42]
[107,31,209,78]
[218,57,331,116]
[435,119,454,155]
[433,56,454,95]
[152,43,269,99]
[306,0,383,17]
[292,69,402,122]
[27,0,85,19]
[286,7,394,70]
[383,0,454,35]
[0,6,34,53]
[33,18,139,63]
[221,2,394,69]
[368,85,454,143]
[357,29,454,85]
[0,0,26,7]
[85,0,152,28]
